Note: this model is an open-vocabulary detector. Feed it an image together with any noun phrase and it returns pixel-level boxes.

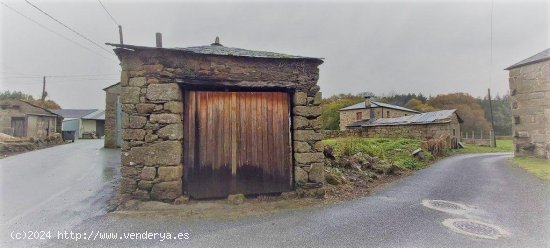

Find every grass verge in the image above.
[510,157,550,182]
[322,137,434,170]
[451,139,513,154]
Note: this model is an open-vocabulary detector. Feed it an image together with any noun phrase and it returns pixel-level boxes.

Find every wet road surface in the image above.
[2,145,549,247]
[0,140,120,247]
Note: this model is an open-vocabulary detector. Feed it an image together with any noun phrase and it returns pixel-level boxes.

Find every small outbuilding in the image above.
[51,109,105,139]
[339,97,420,130]
[362,109,463,148]
[506,48,550,159]
[0,99,61,138]
[108,37,324,201]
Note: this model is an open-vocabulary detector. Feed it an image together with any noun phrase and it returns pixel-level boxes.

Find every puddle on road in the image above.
[102,166,116,182]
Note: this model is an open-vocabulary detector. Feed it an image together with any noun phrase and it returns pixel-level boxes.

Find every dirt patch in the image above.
[111,167,413,221]
[111,146,419,220]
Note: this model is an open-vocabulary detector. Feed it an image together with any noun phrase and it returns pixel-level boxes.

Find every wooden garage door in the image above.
[183,90,292,199]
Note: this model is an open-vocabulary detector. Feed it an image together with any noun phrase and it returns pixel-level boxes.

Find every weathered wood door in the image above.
[11,117,25,137]
[183,90,292,199]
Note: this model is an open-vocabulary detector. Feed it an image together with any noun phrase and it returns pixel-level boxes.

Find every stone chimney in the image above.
[365,96,376,120]
[364,96,371,109]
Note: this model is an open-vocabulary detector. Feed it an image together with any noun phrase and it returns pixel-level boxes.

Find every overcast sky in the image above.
[1,0,548,109]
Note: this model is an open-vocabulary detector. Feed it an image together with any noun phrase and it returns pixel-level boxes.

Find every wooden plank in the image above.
[251,92,258,168]
[267,92,274,182]
[215,92,222,170]
[231,92,237,176]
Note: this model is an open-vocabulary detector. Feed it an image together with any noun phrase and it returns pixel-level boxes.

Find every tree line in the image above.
[322,92,512,136]
[0,90,61,109]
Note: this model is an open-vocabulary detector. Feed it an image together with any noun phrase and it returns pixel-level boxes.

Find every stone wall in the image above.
[104,84,120,148]
[509,60,550,159]
[323,129,364,139]
[339,107,416,130]
[115,48,324,202]
[364,116,461,147]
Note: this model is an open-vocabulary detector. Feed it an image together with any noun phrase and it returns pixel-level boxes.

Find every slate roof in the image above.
[505,48,550,70]
[103,82,120,91]
[82,110,105,120]
[364,109,462,127]
[0,99,59,116]
[346,119,371,128]
[339,101,420,113]
[106,42,323,62]
[51,109,99,119]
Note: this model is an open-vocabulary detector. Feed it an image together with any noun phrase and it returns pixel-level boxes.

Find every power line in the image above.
[0,71,42,77]
[1,77,119,82]
[1,2,117,62]
[97,0,119,26]
[0,73,119,79]
[24,0,115,56]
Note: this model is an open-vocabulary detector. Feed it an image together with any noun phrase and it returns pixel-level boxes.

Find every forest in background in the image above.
[322,92,512,136]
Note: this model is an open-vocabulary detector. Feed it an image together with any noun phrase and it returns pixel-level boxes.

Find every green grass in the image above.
[322,137,434,170]
[511,157,550,182]
[452,139,513,154]
[322,138,515,171]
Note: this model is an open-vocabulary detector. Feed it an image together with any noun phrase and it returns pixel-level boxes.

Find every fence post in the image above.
[481,129,483,139]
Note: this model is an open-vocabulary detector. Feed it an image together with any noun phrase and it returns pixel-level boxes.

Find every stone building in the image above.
[108,37,324,202]
[103,82,121,148]
[506,48,550,159]
[339,97,420,130]
[51,109,105,139]
[0,99,61,138]
[362,109,462,148]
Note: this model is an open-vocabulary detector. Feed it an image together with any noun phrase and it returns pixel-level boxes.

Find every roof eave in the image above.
[505,57,550,70]
[106,43,324,64]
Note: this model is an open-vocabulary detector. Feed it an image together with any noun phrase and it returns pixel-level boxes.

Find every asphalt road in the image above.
[2,140,549,247]
[0,140,120,247]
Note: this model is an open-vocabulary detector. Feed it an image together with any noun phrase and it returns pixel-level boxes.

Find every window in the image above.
[514,116,521,124]
[453,129,456,136]
[386,111,390,118]
[356,112,362,120]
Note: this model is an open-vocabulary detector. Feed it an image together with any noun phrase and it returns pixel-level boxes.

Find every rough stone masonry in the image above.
[507,50,550,159]
[110,41,325,202]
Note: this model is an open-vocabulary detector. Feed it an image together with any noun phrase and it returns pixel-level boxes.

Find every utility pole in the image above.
[41,76,46,105]
[118,25,123,44]
[488,88,496,147]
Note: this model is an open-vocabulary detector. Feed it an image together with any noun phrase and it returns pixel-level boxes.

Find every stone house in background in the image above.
[505,48,550,159]
[103,82,121,148]
[362,109,463,148]
[0,99,61,138]
[108,37,324,202]
[339,97,420,130]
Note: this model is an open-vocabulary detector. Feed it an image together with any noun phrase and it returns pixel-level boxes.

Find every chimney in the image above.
[211,36,222,46]
[364,96,371,109]
[156,33,162,48]
[365,96,376,120]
